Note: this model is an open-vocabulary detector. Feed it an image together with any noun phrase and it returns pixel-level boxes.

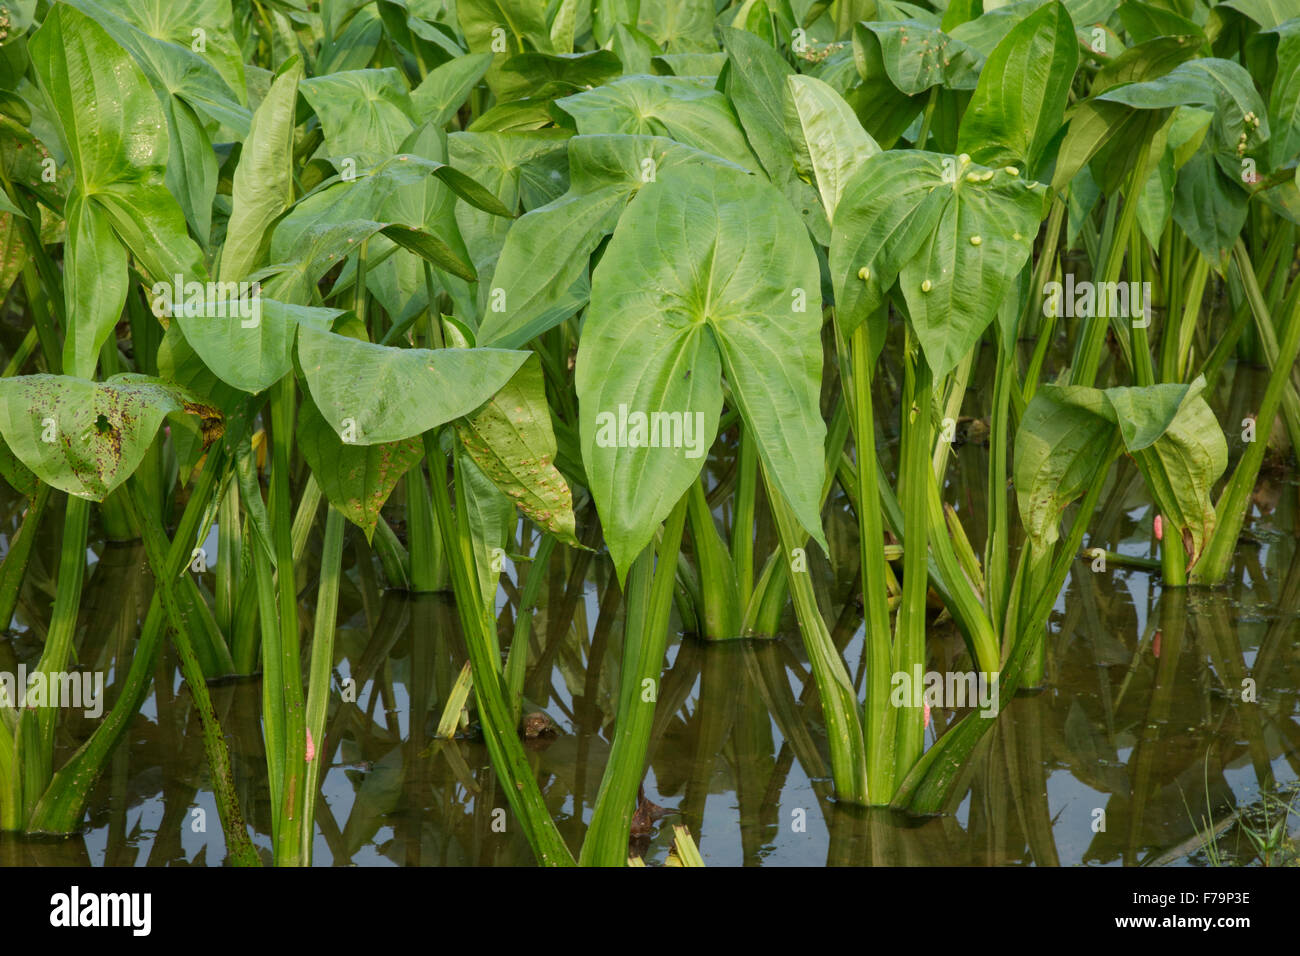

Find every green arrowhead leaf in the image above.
[1051,36,1203,192]
[1119,1,1205,45]
[86,0,247,104]
[175,299,341,395]
[899,159,1047,379]
[1131,396,1227,567]
[720,27,796,184]
[637,0,716,51]
[1014,385,1116,552]
[63,0,250,133]
[566,133,751,195]
[785,74,881,225]
[1267,19,1300,169]
[1215,0,1293,31]
[448,129,572,313]
[1173,150,1247,268]
[477,185,626,349]
[1096,58,1269,176]
[296,325,529,444]
[576,164,827,580]
[556,76,758,171]
[297,391,422,541]
[411,53,495,129]
[300,68,417,169]
[30,4,205,378]
[457,0,553,56]
[222,57,303,284]
[854,19,984,95]
[956,1,1078,177]
[832,150,1047,377]
[831,151,947,343]
[0,374,219,501]
[1018,377,1227,560]
[495,50,623,102]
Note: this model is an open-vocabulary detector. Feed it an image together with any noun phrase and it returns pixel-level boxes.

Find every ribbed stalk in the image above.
[985,335,1012,637]
[17,495,90,819]
[1129,230,1154,387]
[122,479,260,866]
[252,510,283,806]
[426,432,574,865]
[894,342,931,779]
[925,466,999,672]
[216,473,241,637]
[406,465,446,591]
[300,504,344,864]
[1022,197,1066,399]
[763,473,868,804]
[731,427,757,606]
[1070,135,1155,386]
[1164,253,1209,383]
[268,375,305,866]
[26,447,228,833]
[685,477,741,640]
[504,533,555,726]
[846,322,896,802]
[580,494,687,865]
[1195,278,1300,583]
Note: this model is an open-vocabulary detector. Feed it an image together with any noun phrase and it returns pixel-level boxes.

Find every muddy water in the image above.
[1,378,1298,866]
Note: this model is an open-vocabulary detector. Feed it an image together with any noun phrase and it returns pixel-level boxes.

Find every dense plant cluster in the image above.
[0,0,1296,866]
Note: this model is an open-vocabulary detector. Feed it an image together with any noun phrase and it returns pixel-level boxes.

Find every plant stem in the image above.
[1232,238,1300,456]
[17,495,90,819]
[268,374,305,865]
[1070,135,1154,386]
[216,471,241,637]
[986,334,1013,635]
[579,494,687,865]
[845,321,896,802]
[406,464,446,591]
[894,340,931,779]
[916,86,939,149]
[764,472,869,804]
[26,447,228,834]
[504,533,555,725]
[685,476,741,640]
[1195,279,1300,583]
[122,480,260,866]
[300,504,344,864]
[731,425,757,607]
[426,431,574,865]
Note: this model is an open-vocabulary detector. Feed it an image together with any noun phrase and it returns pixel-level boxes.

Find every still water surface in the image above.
[2,368,1298,866]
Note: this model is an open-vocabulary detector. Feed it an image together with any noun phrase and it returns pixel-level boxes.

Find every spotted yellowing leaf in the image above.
[0,374,220,501]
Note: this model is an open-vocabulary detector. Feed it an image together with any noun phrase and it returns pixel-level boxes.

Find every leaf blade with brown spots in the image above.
[0,373,221,501]
[456,354,579,547]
